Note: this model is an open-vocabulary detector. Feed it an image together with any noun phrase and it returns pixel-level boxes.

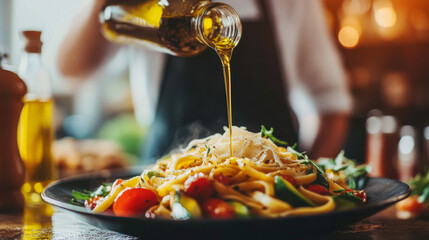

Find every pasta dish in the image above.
[73,126,368,219]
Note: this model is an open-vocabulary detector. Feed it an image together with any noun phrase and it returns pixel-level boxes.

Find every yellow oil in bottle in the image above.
[102,0,208,56]
[18,97,55,205]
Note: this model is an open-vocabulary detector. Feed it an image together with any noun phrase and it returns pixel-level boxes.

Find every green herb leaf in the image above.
[205,144,211,157]
[333,188,363,203]
[306,160,330,190]
[287,144,307,159]
[333,189,346,193]
[418,185,429,204]
[341,191,363,202]
[261,125,288,146]
[145,170,161,179]
[287,144,329,190]
[409,173,428,196]
[333,188,365,204]
[72,190,91,200]
[335,165,349,172]
[334,150,345,167]
[72,183,112,202]
[348,177,356,190]
[317,151,370,190]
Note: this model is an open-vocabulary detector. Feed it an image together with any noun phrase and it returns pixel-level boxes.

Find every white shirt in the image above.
[128,0,352,127]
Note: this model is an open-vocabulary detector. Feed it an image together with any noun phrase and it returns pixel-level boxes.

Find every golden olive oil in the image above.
[213,39,235,156]
[18,97,55,204]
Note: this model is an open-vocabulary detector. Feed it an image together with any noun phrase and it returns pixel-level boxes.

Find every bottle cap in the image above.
[22,30,43,53]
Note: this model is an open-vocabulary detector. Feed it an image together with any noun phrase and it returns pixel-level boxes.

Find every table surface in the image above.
[1,203,429,240]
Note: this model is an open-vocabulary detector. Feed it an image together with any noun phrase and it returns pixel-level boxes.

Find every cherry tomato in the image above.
[396,196,424,214]
[203,198,235,219]
[306,184,331,196]
[184,174,214,201]
[280,175,297,187]
[85,196,104,210]
[113,188,157,217]
[214,174,232,186]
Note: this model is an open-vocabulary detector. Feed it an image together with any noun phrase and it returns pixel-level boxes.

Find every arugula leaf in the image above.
[333,189,346,193]
[261,126,288,146]
[287,144,306,159]
[408,169,429,204]
[334,191,363,202]
[348,177,356,190]
[418,186,429,204]
[72,183,112,202]
[287,144,330,190]
[334,150,345,167]
[408,170,429,198]
[72,190,91,200]
[333,189,363,202]
[309,160,330,190]
[317,151,370,190]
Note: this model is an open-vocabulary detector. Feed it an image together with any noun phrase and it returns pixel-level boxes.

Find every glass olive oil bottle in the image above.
[100,0,241,56]
[17,31,56,205]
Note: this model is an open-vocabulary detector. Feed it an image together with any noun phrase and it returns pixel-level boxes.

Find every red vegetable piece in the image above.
[396,195,424,214]
[184,174,214,200]
[347,189,367,204]
[85,196,104,210]
[214,174,232,186]
[113,188,157,217]
[353,190,367,204]
[306,184,331,196]
[280,175,297,187]
[203,198,235,219]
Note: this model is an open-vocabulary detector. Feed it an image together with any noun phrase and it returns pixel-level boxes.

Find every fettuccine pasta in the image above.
[81,126,367,219]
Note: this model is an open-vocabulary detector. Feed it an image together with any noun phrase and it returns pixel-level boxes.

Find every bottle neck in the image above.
[193,2,242,51]
[18,52,51,99]
[19,52,43,74]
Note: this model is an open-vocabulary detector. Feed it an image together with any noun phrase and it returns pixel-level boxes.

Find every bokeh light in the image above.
[375,7,397,28]
[338,26,360,48]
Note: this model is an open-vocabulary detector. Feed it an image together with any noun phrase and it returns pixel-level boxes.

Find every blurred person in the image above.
[58,0,352,163]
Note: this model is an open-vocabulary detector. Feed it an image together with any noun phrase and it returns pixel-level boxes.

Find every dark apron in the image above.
[142,0,297,163]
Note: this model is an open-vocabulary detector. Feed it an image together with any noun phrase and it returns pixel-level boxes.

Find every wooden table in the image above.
[1,203,428,240]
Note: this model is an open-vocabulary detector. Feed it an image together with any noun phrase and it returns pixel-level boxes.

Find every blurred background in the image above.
[323,0,429,180]
[0,0,428,178]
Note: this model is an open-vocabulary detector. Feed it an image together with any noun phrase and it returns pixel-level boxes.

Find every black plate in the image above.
[42,169,410,239]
